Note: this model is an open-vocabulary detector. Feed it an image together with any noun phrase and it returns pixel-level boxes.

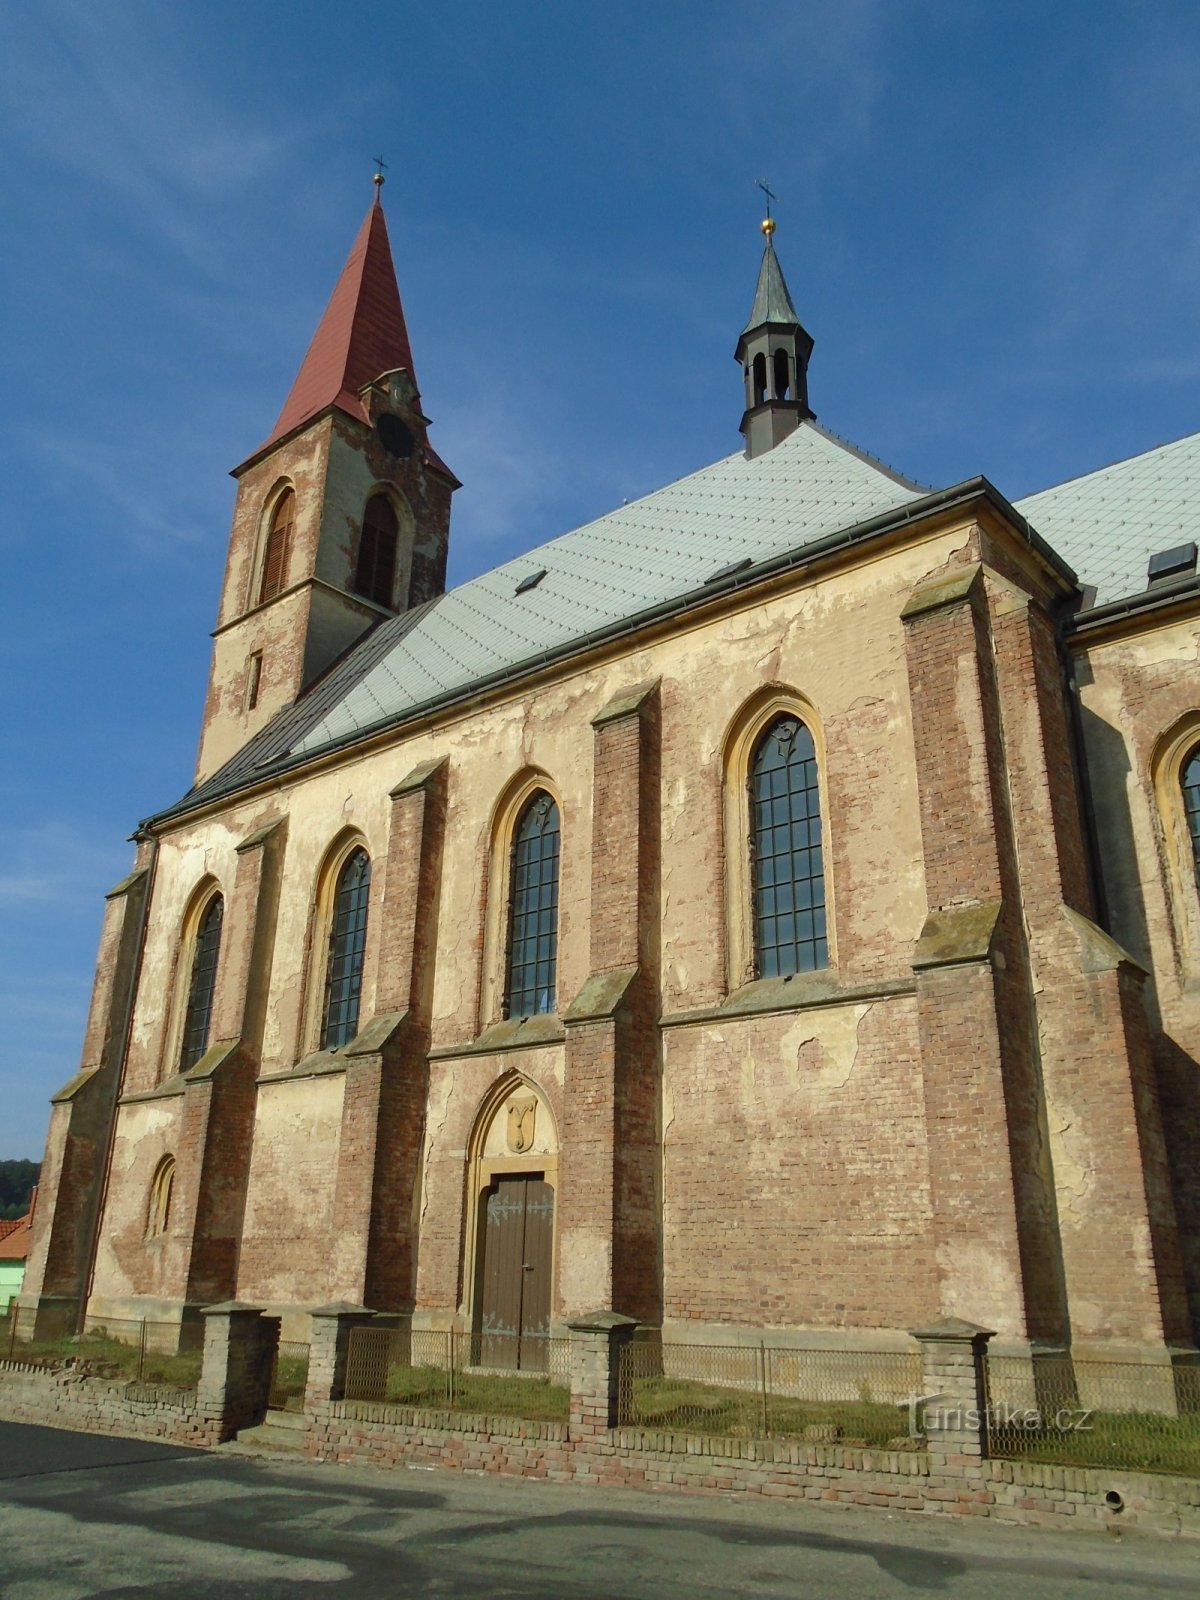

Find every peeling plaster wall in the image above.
[1075,615,1200,1331]
[662,995,932,1335]
[236,1074,346,1307]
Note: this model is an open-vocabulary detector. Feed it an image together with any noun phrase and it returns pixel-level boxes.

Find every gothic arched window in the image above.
[354,494,399,609]
[259,489,295,603]
[1184,744,1200,886]
[749,714,827,978]
[321,847,372,1049]
[505,793,560,1018]
[147,1156,175,1240]
[179,894,223,1071]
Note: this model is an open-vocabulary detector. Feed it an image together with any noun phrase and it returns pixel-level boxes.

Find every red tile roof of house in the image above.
[0,1214,31,1261]
[260,198,416,453]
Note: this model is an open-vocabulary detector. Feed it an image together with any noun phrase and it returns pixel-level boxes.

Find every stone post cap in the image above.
[565,1311,638,1333]
[200,1301,266,1317]
[308,1303,375,1319]
[909,1317,996,1344]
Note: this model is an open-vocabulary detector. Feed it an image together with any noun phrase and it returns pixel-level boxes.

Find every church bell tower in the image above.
[195,178,458,784]
[736,217,814,459]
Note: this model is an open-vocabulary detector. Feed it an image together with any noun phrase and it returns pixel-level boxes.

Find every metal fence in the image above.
[0,1308,203,1389]
[985,1353,1200,1477]
[344,1326,570,1422]
[619,1340,923,1446]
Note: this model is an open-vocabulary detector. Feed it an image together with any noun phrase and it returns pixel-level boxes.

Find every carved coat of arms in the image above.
[506,1095,537,1153]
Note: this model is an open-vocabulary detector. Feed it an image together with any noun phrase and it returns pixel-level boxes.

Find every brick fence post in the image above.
[910,1317,995,1464]
[567,1312,638,1437]
[305,1303,376,1411]
[198,1302,279,1441]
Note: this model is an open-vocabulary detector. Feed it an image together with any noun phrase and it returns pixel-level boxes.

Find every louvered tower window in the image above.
[749,715,827,977]
[259,489,295,603]
[1184,745,1200,886]
[505,793,560,1018]
[321,848,371,1049]
[354,494,398,609]
[180,895,223,1070]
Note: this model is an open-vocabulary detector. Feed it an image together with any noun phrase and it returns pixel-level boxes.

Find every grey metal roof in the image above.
[742,238,802,333]
[158,419,1200,827]
[1015,429,1200,606]
[288,421,925,758]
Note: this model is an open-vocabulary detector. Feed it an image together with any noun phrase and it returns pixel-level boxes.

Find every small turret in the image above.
[735,218,814,458]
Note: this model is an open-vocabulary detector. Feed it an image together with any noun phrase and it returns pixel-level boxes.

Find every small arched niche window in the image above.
[259,489,295,603]
[321,847,372,1049]
[354,494,399,609]
[752,351,768,407]
[749,714,827,977]
[1183,744,1200,886]
[773,347,791,401]
[505,792,560,1018]
[179,894,223,1071]
[147,1156,175,1240]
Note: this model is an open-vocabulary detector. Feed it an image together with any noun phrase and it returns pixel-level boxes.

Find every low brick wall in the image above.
[0,1358,218,1447]
[4,1361,1199,1539]
[308,1398,1200,1538]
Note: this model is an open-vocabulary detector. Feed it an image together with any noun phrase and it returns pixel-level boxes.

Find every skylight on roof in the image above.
[515,569,547,595]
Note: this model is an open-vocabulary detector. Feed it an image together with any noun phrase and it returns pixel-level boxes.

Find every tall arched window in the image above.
[1184,744,1200,885]
[321,847,372,1049]
[259,489,295,603]
[752,351,768,407]
[749,714,827,977]
[147,1156,175,1240]
[773,346,791,400]
[354,493,399,609]
[179,894,223,1071]
[505,793,560,1018]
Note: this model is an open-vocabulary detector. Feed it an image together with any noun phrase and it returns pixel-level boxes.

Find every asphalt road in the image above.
[1,1421,1198,1598]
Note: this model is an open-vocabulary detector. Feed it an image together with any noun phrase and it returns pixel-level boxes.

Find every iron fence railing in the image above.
[984,1353,1200,1476]
[344,1326,570,1422]
[268,1340,310,1411]
[1,1308,202,1389]
[619,1340,923,1446]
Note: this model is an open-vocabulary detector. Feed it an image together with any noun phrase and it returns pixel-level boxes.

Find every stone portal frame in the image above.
[246,476,297,612]
[158,876,225,1085]
[721,686,836,993]
[297,828,374,1059]
[460,1070,560,1332]
[478,770,565,1031]
[1151,710,1200,973]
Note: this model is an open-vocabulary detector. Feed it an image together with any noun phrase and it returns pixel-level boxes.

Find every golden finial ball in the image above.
[761,216,776,236]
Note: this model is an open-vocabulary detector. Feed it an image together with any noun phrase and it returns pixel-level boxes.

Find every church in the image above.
[19,185,1200,1374]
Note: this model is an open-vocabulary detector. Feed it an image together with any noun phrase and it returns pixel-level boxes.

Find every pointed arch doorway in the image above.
[466,1078,559,1373]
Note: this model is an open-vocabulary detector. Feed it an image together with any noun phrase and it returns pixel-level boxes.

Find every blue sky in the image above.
[2,1,1199,1157]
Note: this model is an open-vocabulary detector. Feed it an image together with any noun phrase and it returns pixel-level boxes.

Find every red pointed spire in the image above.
[260,198,417,452]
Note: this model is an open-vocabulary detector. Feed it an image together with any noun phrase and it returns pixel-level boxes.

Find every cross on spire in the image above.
[373,154,388,192]
[755,177,777,223]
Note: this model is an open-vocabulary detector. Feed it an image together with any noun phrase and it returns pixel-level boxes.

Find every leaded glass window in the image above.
[321,848,371,1049]
[505,793,560,1018]
[1184,745,1200,886]
[179,895,223,1071]
[749,715,827,978]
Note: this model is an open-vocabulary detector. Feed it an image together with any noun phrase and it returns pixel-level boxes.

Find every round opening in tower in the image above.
[376,413,413,458]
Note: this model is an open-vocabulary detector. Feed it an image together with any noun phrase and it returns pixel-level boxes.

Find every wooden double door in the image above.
[476,1174,554,1372]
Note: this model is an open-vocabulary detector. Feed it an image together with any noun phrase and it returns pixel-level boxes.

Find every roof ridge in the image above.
[1018,426,1200,503]
[805,418,932,493]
